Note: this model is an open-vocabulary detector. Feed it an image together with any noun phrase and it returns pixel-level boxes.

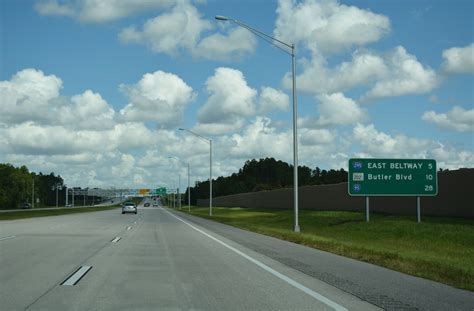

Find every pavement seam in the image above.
[24,216,139,310]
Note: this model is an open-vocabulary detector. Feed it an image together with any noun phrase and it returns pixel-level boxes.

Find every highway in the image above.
[1,198,473,310]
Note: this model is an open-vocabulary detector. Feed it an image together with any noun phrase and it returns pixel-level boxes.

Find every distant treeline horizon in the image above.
[187,157,349,204]
[0,163,64,209]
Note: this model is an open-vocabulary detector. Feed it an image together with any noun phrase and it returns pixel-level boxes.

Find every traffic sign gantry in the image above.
[348,158,437,196]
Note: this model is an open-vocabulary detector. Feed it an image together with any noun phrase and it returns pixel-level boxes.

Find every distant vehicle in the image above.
[144,203,150,207]
[65,204,73,207]
[20,203,31,209]
[153,203,158,207]
[122,202,137,214]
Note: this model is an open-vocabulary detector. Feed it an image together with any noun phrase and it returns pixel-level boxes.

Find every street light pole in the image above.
[215,15,300,232]
[179,128,213,216]
[187,162,191,212]
[169,156,191,212]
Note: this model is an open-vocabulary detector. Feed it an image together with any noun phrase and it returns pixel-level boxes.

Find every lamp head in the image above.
[215,15,229,21]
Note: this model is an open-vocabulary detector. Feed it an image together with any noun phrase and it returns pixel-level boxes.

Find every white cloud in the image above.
[119,1,256,60]
[60,90,116,130]
[442,43,474,74]
[119,70,195,127]
[0,69,116,130]
[0,69,63,124]
[274,0,390,55]
[35,0,173,23]
[259,87,290,113]
[223,117,292,160]
[362,46,438,100]
[287,50,387,95]
[2,122,110,155]
[290,46,437,99]
[196,67,256,134]
[300,93,368,128]
[422,106,474,132]
[352,123,474,169]
[300,129,335,145]
[118,1,212,55]
[34,0,74,17]
[194,27,257,61]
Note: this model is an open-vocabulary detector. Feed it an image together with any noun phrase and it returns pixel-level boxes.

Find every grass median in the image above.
[0,205,121,221]
[178,206,474,291]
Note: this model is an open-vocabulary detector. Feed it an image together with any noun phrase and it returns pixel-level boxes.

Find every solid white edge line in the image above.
[162,208,348,311]
[0,235,16,241]
[111,237,121,243]
[62,266,92,286]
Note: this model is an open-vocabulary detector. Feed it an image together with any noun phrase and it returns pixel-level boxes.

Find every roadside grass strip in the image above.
[181,207,474,291]
[0,205,121,221]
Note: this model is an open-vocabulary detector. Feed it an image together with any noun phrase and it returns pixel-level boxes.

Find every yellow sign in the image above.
[138,189,150,195]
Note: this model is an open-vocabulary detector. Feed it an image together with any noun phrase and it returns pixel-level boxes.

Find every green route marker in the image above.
[348,158,438,196]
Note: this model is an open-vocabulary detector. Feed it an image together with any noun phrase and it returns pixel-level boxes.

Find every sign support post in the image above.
[365,196,370,222]
[417,196,421,223]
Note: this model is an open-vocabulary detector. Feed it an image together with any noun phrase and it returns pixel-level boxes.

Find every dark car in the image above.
[21,203,32,209]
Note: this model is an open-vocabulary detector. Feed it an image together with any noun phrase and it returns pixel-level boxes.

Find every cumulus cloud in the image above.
[287,50,387,94]
[442,43,474,74]
[289,46,438,99]
[300,128,335,145]
[60,90,115,130]
[274,0,390,55]
[194,27,257,60]
[35,0,173,23]
[363,46,438,100]
[196,67,256,135]
[422,106,474,132]
[119,1,256,60]
[300,93,368,128]
[0,69,116,130]
[259,87,290,113]
[2,122,109,155]
[34,0,74,17]
[119,70,195,127]
[222,117,292,160]
[118,1,212,55]
[352,123,474,168]
[0,68,63,124]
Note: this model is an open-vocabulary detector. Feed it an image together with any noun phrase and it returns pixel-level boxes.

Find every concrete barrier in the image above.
[197,168,474,218]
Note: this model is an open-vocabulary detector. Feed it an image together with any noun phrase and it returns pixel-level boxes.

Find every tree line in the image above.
[186,158,348,204]
[0,163,64,209]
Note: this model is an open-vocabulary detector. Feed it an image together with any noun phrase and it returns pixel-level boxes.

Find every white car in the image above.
[122,202,137,214]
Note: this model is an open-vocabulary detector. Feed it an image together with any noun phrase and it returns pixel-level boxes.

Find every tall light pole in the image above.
[179,128,212,216]
[52,183,62,208]
[169,156,191,212]
[215,15,300,232]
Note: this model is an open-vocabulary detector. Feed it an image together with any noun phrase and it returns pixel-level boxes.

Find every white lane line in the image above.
[163,209,348,311]
[127,226,132,230]
[61,266,92,286]
[111,237,121,243]
[0,235,16,241]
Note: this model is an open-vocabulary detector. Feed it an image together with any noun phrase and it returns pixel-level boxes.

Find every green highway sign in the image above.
[348,158,437,196]
[153,187,167,195]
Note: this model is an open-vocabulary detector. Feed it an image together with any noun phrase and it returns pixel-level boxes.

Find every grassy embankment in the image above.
[179,206,474,291]
[0,205,121,221]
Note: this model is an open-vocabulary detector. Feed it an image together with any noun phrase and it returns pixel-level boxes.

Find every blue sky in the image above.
[1,0,473,189]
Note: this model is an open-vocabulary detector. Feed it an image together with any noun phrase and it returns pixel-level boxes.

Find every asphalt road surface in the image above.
[1,198,473,310]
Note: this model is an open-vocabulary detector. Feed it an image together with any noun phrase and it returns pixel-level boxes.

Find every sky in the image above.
[1,0,473,190]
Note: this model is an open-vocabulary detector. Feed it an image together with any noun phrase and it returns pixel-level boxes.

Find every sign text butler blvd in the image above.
[348,159,437,196]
